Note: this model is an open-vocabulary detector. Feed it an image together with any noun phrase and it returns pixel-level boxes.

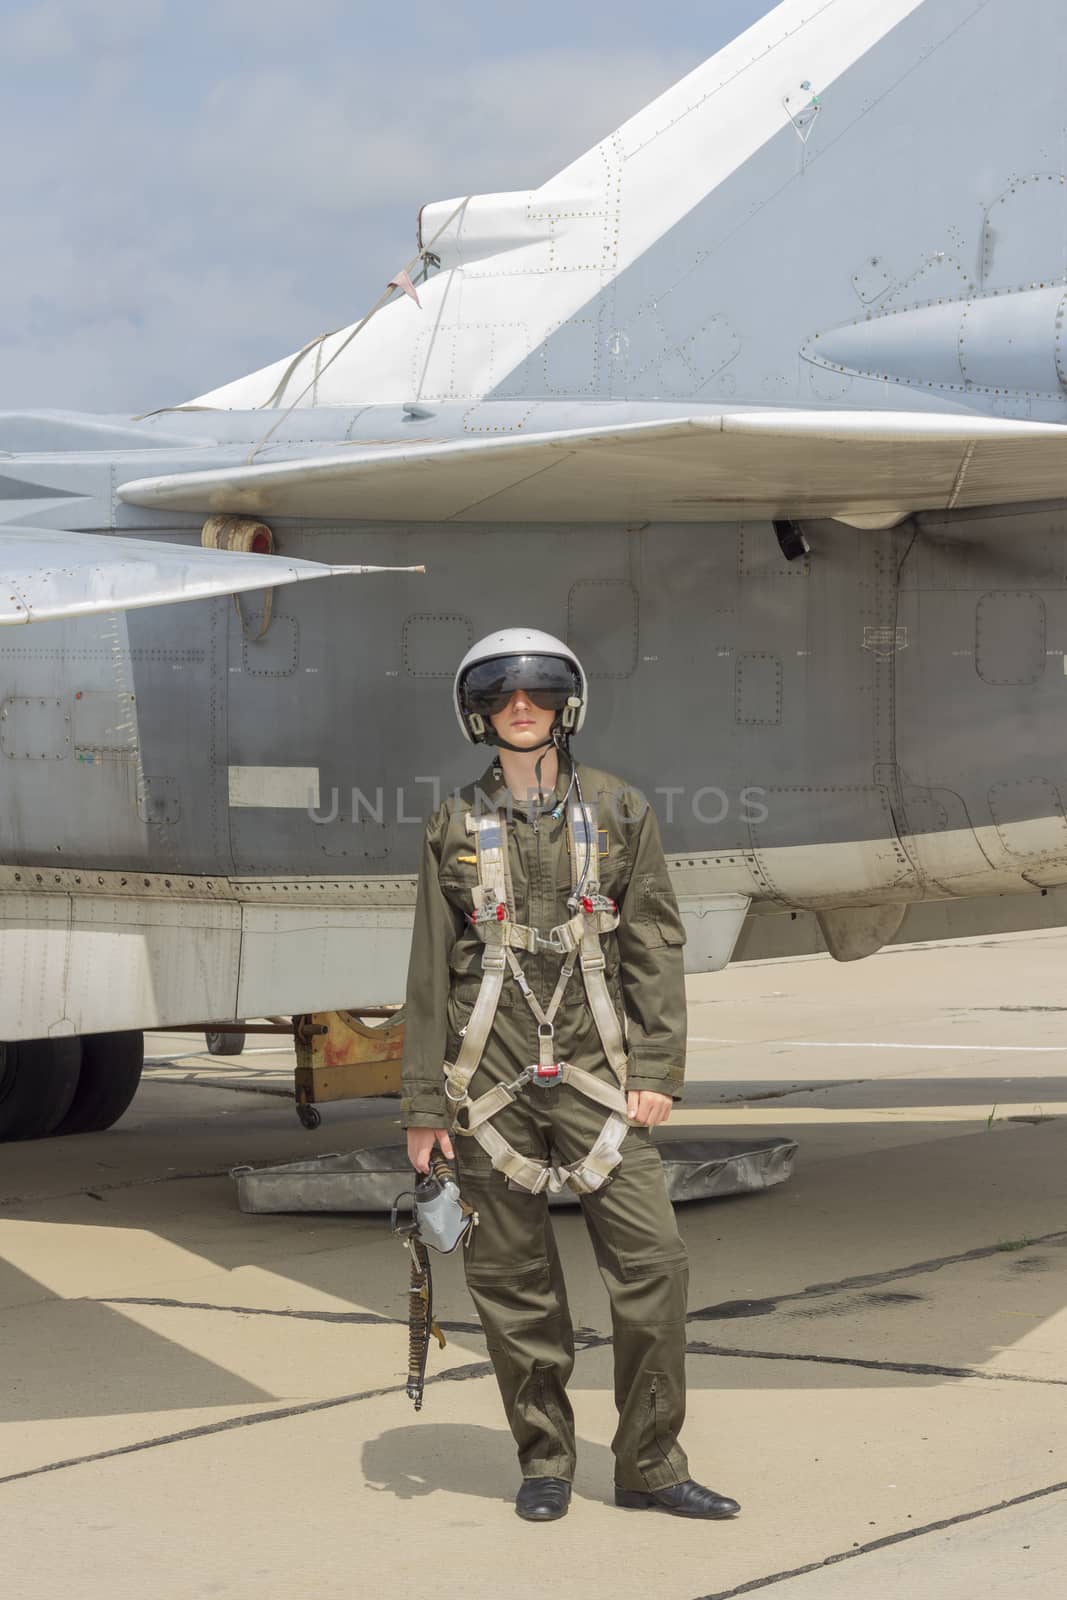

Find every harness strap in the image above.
[446,813,512,1102]
[444,794,635,1197]
[570,800,629,1086]
[503,907,618,954]
[446,958,504,1104]
[560,1107,631,1194]
[468,1120,558,1195]
[465,1104,631,1197]
[505,946,577,1069]
[560,1062,628,1116]
[458,1061,627,1135]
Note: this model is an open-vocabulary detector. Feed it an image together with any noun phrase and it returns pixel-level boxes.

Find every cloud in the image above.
[187,47,694,215]
[203,0,345,47]
[5,0,165,61]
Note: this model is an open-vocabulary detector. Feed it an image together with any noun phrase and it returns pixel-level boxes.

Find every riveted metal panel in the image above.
[898,783,995,895]
[242,612,299,678]
[237,904,415,1018]
[981,174,1067,294]
[544,316,599,394]
[749,785,916,905]
[0,891,241,1038]
[734,653,782,725]
[988,777,1067,862]
[737,524,810,579]
[402,613,473,677]
[137,776,180,825]
[686,317,742,384]
[0,697,70,760]
[851,254,896,304]
[975,592,1046,685]
[72,690,137,760]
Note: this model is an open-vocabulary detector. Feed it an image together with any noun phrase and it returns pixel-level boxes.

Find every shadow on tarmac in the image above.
[3,1073,1067,1427]
[361,1422,615,1502]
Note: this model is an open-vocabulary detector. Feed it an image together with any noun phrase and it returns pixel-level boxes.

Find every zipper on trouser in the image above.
[639,1371,686,1490]
[530,1364,573,1479]
[648,1378,667,1467]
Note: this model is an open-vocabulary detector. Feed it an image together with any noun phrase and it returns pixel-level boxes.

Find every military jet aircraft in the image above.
[3,0,1067,1140]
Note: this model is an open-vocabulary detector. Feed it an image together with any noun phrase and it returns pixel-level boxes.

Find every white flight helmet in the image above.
[453,628,588,746]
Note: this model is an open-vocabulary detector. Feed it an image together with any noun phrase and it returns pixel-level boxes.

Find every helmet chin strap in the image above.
[488,732,556,756]
[489,726,571,812]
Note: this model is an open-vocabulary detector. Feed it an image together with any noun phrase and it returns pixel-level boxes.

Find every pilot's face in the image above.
[489,688,556,749]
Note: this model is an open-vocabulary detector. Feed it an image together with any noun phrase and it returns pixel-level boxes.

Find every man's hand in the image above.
[406,1127,455,1173]
[626,1090,672,1128]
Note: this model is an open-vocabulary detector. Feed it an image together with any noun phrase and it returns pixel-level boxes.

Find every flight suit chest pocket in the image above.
[553,836,628,899]
[439,860,478,916]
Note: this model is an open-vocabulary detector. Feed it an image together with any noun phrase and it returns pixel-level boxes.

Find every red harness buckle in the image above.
[469,902,507,926]
[580,894,616,915]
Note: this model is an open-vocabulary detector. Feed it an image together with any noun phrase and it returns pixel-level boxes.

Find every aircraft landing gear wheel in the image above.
[297,1102,321,1130]
[0,1037,82,1141]
[206,1028,246,1056]
[55,1031,144,1135]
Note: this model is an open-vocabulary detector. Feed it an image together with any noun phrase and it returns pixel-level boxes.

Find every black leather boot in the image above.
[515,1476,572,1521]
[615,1479,741,1519]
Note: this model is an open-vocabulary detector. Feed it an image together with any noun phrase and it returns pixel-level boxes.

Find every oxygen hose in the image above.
[404,1233,445,1412]
[397,1152,458,1411]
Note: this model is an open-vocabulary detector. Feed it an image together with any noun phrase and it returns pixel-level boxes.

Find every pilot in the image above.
[402,627,740,1523]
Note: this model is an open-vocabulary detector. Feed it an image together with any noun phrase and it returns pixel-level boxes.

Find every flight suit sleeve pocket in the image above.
[623,917,686,949]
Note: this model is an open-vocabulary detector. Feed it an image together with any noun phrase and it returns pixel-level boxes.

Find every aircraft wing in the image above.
[117,412,1067,525]
[0,525,417,626]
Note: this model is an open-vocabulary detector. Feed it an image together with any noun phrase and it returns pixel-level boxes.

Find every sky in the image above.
[0,0,778,414]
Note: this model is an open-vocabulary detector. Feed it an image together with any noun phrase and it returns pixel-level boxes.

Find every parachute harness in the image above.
[445,790,631,1197]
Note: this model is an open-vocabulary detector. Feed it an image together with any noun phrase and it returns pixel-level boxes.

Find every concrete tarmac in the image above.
[3,927,1067,1598]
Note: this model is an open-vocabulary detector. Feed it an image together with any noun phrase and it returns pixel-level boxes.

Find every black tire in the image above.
[206,1028,246,1056]
[54,1030,145,1136]
[0,1038,83,1141]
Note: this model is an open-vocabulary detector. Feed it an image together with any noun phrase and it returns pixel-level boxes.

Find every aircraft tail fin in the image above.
[195,0,1067,423]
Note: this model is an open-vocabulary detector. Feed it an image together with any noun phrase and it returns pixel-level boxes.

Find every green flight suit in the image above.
[401,753,691,1490]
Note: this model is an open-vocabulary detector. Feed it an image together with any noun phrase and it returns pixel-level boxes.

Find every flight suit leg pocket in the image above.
[585,1140,689,1282]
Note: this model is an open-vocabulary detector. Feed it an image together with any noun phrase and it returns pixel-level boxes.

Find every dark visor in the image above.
[461,653,580,717]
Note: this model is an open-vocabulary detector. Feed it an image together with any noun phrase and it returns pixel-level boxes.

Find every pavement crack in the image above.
[0,1358,495,1490]
[100,1297,610,1348]
[100,1295,485,1336]
[970,1005,1067,1013]
[141,1068,294,1099]
[691,1476,1067,1599]
[688,1226,1067,1322]
[719,1078,868,1106]
[685,1340,1067,1387]
[0,1169,236,1208]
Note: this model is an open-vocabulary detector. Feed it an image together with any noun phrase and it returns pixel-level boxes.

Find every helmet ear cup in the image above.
[561,697,581,732]
[468,711,485,738]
